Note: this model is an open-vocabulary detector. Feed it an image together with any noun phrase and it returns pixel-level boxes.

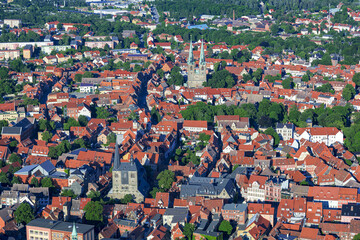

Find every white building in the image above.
[294,127,343,146]
[79,83,97,93]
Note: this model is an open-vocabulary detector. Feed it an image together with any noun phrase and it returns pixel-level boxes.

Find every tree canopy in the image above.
[157,170,175,191]
[14,202,34,225]
[218,220,233,235]
[84,201,103,222]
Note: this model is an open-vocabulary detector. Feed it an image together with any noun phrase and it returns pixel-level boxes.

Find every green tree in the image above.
[218,220,233,235]
[352,73,360,87]
[150,187,163,198]
[57,23,63,30]
[205,70,235,88]
[183,223,195,240]
[270,24,280,35]
[78,115,89,127]
[87,190,101,201]
[300,180,309,186]
[198,133,211,142]
[168,70,184,86]
[38,119,53,131]
[96,107,111,119]
[353,233,360,240]
[128,111,139,121]
[282,78,294,89]
[75,74,83,82]
[288,106,301,125]
[121,194,134,204]
[72,138,87,149]
[0,67,9,80]
[61,189,77,198]
[84,201,103,222]
[253,68,263,82]
[0,172,9,184]
[11,176,21,184]
[8,153,22,164]
[83,71,94,78]
[60,35,71,45]
[157,170,175,191]
[342,84,356,101]
[14,202,34,224]
[264,127,280,147]
[9,140,18,148]
[315,83,334,93]
[41,177,54,188]
[42,131,53,143]
[302,74,310,82]
[156,69,164,78]
[151,106,161,124]
[107,133,116,144]
[64,117,80,130]
[30,177,39,187]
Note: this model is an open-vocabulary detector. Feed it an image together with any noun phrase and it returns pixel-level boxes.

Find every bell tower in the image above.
[187,37,206,88]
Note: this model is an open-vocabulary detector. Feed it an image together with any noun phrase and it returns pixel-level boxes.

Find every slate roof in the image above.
[341,204,360,217]
[180,177,234,198]
[2,127,22,135]
[14,164,38,175]
[222,203,247,212]
[27,219,94,233]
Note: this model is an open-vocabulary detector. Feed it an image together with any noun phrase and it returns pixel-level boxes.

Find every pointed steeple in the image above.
[199,39,205,66]
[71,222,78,240]
[187,36,194,65]
[113,136,120,171]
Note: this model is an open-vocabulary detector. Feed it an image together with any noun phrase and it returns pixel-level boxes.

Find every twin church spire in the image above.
[188,37,205,66]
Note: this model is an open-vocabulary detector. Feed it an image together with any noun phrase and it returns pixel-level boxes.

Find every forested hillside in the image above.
[155,0,358,20]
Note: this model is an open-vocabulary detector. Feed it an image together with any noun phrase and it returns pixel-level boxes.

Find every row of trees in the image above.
[181,100,359,150]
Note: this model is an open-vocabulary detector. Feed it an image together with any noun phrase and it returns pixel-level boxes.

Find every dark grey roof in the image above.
[0,208,12,222]
[113,219,137,227]
[71,199,80,212]
[276,123,294,129]
[40,160,56,174]
[27,219,94,233]
[29,187,49,197]
[2,127,22,135]
[226,166,248,179]
[24,44,32,50]
[180,177,234,198]
[341,204,360,216]
[164,207,188,216]
[15,118,33,129]
[222,203,247,212]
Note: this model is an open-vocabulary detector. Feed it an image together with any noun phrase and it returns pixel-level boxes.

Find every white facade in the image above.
[294,128,343,146]
[78,107,92,120]
[242,181,265,202]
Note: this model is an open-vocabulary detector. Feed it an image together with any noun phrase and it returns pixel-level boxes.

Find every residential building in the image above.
[276,123,295,141]
[221,203,247,224]
[26,219,95,240]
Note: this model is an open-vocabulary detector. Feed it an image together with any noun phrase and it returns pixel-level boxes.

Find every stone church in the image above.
[187,38,207,88]
[108,139,149,203]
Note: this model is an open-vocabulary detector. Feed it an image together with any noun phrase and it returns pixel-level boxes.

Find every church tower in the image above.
[187,38,206,88]
[71,222,78,240]
[108,138,149,203]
